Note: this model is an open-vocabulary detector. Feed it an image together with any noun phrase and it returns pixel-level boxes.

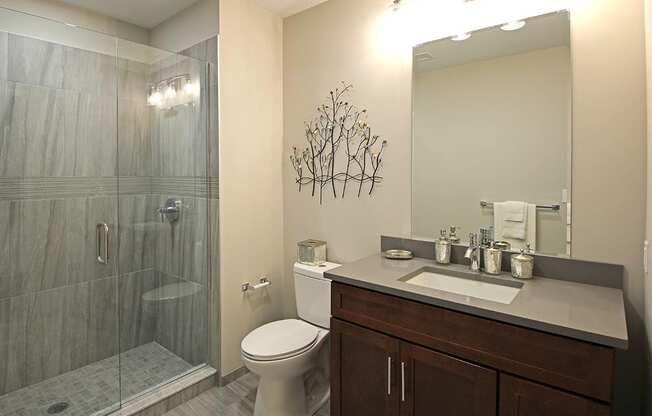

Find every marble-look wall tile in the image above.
[17,83,66,177]
[88,276,119,363]
[118,58,148,103]
[0,82,15,177]
[25,282,89,386]
[65,196,118,287]
[118,195,155,275]
[119,270,157,352]
[0,294,29,395]
[154,196,209,286]
[8,34,64,89]
[0,199,67,300]
[209,83,219,179]
[156,273,207,366]
[64,90,117,177]
[0,32,7,81]
[0,82,66,177]
[63,47,117,95]
[151,102,206,178]
[181,37,218,66]
[119,98,151,177]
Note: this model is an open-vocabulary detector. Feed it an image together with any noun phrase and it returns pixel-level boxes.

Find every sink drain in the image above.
[46,402,69,414]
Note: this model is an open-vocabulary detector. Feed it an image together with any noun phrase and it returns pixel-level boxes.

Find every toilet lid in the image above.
[241,319,319,361]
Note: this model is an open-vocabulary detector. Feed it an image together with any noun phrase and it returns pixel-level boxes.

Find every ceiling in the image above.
[414,11,570,73]
[255,0,329,17]
[58,0,328,29]
[58,0,201,29]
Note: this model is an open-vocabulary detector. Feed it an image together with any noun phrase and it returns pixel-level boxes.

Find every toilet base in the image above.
[254,375,307,416]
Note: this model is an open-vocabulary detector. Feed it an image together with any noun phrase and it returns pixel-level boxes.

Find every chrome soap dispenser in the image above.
[435,229,452,265]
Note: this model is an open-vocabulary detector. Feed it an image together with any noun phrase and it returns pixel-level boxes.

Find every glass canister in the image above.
[511,249,534,279]
[297,239,327,266]
[435,229,451,264]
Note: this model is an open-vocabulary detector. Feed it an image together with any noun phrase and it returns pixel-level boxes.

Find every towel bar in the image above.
[480,200,561,211]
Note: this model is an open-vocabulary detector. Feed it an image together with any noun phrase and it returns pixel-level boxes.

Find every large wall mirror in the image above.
[411,11,571,257]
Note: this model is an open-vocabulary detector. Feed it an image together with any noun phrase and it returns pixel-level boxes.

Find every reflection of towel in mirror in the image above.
[493,202,536,251]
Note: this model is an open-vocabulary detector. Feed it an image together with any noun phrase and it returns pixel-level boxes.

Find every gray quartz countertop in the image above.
[325,254,629,349]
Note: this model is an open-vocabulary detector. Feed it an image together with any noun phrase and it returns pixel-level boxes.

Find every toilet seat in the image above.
[241,319,320,361]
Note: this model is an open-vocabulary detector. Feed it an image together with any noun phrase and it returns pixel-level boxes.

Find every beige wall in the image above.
[645,0,652,412]
[150,0,219,52]
[219,0,285,376]
[572,1,646,414]
[413,46,571,255]
[0,0,148,43]
[283,0,413,315]
[284,0,646,413]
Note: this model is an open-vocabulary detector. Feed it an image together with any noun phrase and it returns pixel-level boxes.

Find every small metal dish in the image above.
[383,249,414,260]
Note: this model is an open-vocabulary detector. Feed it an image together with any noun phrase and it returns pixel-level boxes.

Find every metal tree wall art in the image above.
[290,83,388,204]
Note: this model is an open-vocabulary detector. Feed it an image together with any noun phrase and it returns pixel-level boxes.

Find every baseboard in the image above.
[219,366,249,387]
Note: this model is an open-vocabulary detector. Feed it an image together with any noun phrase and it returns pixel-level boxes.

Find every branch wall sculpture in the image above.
[290,83,388,204]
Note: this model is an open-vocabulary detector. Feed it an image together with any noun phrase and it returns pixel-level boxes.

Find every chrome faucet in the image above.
[464,233,481,273]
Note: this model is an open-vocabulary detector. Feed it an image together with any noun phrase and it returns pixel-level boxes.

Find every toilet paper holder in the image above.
[242,277,271,293]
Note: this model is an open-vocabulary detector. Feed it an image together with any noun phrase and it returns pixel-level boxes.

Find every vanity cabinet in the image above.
[330,282,615,416]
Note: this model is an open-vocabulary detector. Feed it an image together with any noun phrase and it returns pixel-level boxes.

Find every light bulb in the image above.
[183,79,195,95]
[165,84,177,99]
[148,89,162,106]
[501,21,526,31]
[451,32,471,41]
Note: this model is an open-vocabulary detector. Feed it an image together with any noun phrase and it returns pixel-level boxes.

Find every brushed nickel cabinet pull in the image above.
[401,361,406,402]
[387,356,392,396]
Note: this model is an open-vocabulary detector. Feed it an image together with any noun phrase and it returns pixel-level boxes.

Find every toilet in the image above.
[241,261,341,416]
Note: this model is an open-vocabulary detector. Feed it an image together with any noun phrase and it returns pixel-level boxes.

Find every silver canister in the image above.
[435,229,451,264]
[511,249,534,279]
[483,244,502,275]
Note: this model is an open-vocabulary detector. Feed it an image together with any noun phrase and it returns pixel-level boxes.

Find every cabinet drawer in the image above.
[332,282,614,402]
[500,375,610,416]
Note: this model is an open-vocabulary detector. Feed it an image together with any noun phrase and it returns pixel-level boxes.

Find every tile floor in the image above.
[0,343,194,416]
[163,372,330,416]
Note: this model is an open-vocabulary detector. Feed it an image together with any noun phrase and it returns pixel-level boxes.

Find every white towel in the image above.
[493,202,537,251]
[502,201,527,222]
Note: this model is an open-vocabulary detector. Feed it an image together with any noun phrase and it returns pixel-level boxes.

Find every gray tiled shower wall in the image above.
[0,33,219,396]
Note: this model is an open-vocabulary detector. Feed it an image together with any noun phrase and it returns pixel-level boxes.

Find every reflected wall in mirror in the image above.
[411,11,571,257]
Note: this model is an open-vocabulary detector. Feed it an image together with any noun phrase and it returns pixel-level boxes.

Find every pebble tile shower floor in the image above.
[0,343,194,416]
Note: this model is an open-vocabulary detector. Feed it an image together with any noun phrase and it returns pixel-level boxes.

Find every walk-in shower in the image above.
[0,7,218,416]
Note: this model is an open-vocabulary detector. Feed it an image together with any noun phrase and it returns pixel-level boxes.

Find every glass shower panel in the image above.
[0,7,121,416]
[116,39,210,402]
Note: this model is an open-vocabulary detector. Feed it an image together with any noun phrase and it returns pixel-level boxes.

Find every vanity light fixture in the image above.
[501,20,526,31]
[147,74,198,109]
[451,32,471,41]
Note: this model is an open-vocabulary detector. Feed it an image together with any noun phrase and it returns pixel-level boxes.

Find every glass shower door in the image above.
[0,7,121,416]
[115,39,211,402]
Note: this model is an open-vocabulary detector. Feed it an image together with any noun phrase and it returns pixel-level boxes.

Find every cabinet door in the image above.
[331,318,400,416]
[500,375,610,416]
[399,341,497,416]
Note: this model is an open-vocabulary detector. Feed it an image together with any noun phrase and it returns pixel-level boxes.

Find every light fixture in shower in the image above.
[147,74,199,109]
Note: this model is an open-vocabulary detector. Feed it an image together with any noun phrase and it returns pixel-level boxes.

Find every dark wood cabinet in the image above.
[331,319,399,416]
[400,342,496,416]
[499,375,610,416]
[331,282,616,416]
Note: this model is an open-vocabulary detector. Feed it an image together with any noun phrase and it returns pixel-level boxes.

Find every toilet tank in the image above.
[294,262,341,329]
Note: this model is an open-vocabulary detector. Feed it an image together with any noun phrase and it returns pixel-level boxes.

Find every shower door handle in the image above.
[96,223,110,264]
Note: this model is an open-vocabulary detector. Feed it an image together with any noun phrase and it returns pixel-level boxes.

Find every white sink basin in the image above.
[403,270,521,304]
